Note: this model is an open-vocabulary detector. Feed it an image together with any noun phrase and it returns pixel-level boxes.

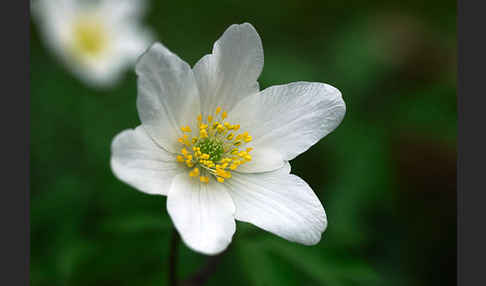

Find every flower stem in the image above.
[169,227,180,286]
[182,249,227,286]
[168,227,227,286]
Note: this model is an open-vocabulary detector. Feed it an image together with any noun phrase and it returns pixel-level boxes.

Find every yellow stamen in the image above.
[200,129,208,138]
[186,160,194,167]
[201,153,210,160]
[181,126,192,132]
[189,167,200,177]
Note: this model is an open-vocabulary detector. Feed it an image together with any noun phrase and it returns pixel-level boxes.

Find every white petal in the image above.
[136,43,200,153]
[103,0,153,64]
[31,0,77,68]
[31,0,74,23]
[167,174,236,255]
[102,0,153,60]
[100,0,148,20]
[114,25,153,62]
[68,52,126,88]
[193,23,263,116]
[110,126,184,195]
[236,147,285,173]
[228,82,345,161]
[226,164,327,245]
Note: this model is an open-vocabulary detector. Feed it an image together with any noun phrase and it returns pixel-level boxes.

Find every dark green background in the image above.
[31,0,457,285]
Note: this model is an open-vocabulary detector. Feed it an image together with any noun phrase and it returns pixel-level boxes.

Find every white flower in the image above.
[31,0,153,88]
[111,23,346,255]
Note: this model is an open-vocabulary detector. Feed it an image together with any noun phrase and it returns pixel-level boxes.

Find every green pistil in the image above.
[195,138,224,162]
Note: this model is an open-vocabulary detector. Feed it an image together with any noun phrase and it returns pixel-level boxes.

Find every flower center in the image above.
[195,137,225,163]
[72,15,108,57]
[176,107,253,183]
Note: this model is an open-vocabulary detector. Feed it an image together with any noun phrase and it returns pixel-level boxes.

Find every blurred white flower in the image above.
[31,0,153,88]
[110,23,346,255]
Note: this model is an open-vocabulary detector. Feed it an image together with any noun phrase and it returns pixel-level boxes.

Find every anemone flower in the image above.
[31,0,153,88]
[111,23,346,255]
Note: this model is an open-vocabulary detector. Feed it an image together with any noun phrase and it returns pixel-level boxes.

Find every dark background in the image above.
[30,0,457,285]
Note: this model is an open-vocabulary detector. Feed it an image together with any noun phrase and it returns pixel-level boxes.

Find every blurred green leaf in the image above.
[268,240,382,286]
[236,239,306,286]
